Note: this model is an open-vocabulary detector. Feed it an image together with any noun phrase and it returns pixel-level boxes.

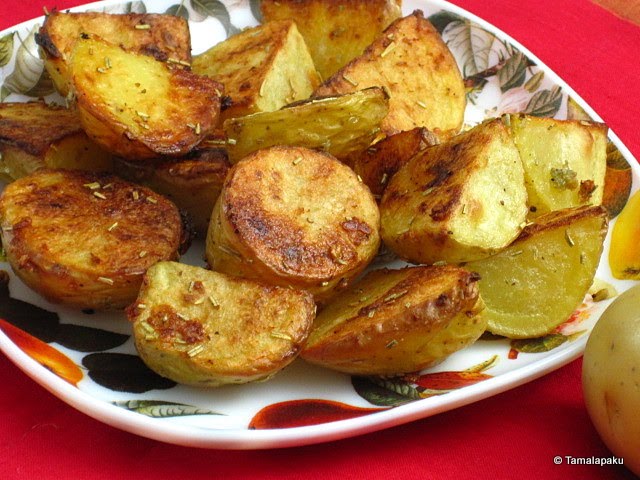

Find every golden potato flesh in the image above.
[314,11,466,137]
[0,169,184,310]
[507,114,608,217]
[36,11,191,96]
[260,0,402,80]
[69,37,222,160]
[380,118,529,265]
[128,261,316,387]
[192,20,320,122]
[223,87,389,163]
[206,145,380,303]
[466,205,608,339]
[300,265,486,375]
[0,101,113,182]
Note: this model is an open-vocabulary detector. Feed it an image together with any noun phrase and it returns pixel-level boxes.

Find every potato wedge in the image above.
[69,36,222,160]
[507,114,608,217]
[465,205,608,338]
[350,127,439,197]
[192,20,320,122]
[0,101,113,182]
[36,11,191,96]
[115,148,230,236]
[300,265,486,375]
[260,0,402,80]
[314,11,465,137]
[380,118,528,264]
[0,169,185,310]
[206,146,380,303]
[223,87,389,163]
[128,261,315,387]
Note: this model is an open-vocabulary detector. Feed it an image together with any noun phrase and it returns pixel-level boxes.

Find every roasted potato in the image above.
[465,205,608,338]
[115,148,230,236]
[260,0,402,80]
[128,261,315,387]
[314,10,465,137]
[36,11,191,96]
[223,86,389,163]
[0,169,185,310]
[380,118,529,265]
[0,101,113,182]
[192,20,320,122]
[69,36,223,160]
[300,265,486,375]
[350,126,439,197]
[206,145,380,303]
[507,114,608,217]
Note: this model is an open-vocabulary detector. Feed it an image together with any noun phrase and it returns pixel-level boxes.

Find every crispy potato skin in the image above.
[301,265,486,375]
[380,119,528,264]
[192,20,320,122]
[314,10,465,137]
[206,145,380,302]
[260,0,402,80]
[70,37,222,160]
[37,11,191,96]
[128,262,316,387]
[0,169,184,310]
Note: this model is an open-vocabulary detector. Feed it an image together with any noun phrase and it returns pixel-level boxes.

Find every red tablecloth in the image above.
[0,1,638,479]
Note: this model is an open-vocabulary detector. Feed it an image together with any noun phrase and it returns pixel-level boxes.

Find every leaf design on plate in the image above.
[56,323,129,352]
[249,0,262,22]
[189,0,240,36]
[165,4,190,19]
[352,376,421,407]
[2,25,54,99]
[82,352,176,393]
[428,10,465,34]
[524,70,545,93]
[443,19,497,77]
[102,1,147,14]
[498,51,528,92]
[510,333,568,354]
[113,400,222,417]
[0,32,15,67]
[523,85,563,117]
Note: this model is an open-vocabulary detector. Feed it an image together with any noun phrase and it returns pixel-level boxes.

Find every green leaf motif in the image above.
[524,70,545,93]
[250,0,262,22]
[352,376,421,407]
[523,85,563,117]
[2,26,54,98]
[0,32,15,67]
[190,0,240,36]
[498,51,528,93]
[166,4,190,20]
[113,400,222,417]
[511,333,567,354]
[428,10,465,34]
[444,19,497,77]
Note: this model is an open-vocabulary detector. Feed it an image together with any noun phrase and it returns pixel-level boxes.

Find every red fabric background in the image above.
[0,1,639,479]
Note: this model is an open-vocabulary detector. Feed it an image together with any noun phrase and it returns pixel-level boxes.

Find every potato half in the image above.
[0,169,185,310]
[128,261,315,387]
[465,205,608,338]
[0,101,112,182]
[380,118,528,264]
[69,36,222,160]
[36,11,191,96]
[206,145,380,302]
[314,10,466,137]
[300,265,486,375]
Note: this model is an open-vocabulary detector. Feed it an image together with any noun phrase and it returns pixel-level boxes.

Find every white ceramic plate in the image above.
[0,0,638,450]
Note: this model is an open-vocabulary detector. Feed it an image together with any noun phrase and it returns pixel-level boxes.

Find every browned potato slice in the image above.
[128,261,315,387]
[36,11,191,96]
[350,127,439,198]
[314,11,465,137]
[380,118,528,265]
[260,0,402,80]
[192,20,320,122]
[0,101,113,182]
[115,148,230,236]
[300,265,486,375]
[223,87,389,163]
[465,205,608,339]
[507,114,608,217]
[0,169,185,310]
[206,145,380,303]
[69,36,222,160]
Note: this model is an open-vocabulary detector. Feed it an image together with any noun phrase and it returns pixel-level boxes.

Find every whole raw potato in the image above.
[582,284,640,475]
